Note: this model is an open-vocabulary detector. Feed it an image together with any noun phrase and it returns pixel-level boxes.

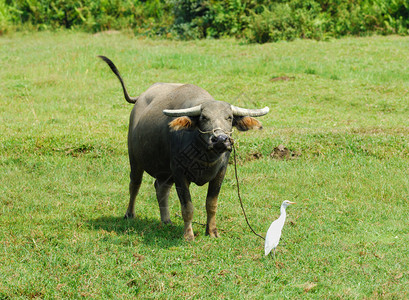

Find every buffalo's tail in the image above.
[98,55,138,104]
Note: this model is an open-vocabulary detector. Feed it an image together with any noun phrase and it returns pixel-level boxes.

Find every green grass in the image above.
[1,31,409,298]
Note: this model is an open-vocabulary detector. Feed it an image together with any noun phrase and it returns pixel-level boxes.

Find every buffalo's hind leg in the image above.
[154,178,173,224]
[124,167,144,219]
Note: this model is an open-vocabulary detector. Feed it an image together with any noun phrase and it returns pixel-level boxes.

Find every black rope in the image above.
[174,144,265,240]
[232,144,265,241]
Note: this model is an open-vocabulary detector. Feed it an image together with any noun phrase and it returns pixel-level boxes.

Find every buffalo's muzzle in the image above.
[209,134,232,152]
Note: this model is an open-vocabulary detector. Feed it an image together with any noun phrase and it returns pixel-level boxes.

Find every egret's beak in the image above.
[288,202,296,204]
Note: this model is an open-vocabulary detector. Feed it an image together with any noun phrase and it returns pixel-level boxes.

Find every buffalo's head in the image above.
[163,101,269,153]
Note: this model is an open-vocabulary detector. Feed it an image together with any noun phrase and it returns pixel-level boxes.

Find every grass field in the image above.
[1,31,409,298]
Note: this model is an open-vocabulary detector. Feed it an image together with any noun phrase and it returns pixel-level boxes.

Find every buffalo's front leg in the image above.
[174,178,194,241]
[205,167,227,237]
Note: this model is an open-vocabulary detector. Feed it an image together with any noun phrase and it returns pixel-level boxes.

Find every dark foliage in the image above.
[1,0,409,42]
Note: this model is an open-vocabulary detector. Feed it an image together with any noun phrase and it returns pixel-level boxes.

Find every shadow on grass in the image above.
[87,215,185,248]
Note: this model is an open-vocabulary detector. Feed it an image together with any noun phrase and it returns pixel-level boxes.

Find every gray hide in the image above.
[99,56,269,241]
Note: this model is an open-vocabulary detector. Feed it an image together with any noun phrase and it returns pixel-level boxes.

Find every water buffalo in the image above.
[99,56,269,240]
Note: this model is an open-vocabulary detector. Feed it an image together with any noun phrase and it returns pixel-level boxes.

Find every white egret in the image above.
[265,200,295,257]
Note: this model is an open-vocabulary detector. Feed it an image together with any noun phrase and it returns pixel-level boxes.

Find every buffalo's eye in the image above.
[226,116,233,121]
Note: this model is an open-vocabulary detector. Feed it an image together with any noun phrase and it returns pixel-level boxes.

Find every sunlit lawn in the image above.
[1,32,409,298]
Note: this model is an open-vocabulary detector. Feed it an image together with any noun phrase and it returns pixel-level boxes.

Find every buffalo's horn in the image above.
[231,105,270,117]
[163,105,202,117]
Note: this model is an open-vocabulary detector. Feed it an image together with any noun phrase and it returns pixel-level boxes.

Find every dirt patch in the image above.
[245,151,263,161]
[270,76,295,82]
[53,144,99,157]
[270,144,300,160]
[93,30,121,36]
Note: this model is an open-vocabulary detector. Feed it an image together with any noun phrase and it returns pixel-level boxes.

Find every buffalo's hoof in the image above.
[205,227,219,238]
[184,234,195,242]
[184,228,195,241]
[124,212,135,219]
[162,219,172,225]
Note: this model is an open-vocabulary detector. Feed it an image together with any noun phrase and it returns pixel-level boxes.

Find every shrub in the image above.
[244,1,333,43]
[1,0,409,42]
[0,0,13,34]
[170,0,209,39]
[2,0,172,34]
[204,0,248,38]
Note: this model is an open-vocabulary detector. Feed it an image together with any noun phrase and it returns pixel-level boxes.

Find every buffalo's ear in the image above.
[234,116,263,131]
[169,116,196,131]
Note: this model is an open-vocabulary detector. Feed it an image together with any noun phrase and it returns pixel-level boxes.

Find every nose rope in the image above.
[197,127,234,136]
